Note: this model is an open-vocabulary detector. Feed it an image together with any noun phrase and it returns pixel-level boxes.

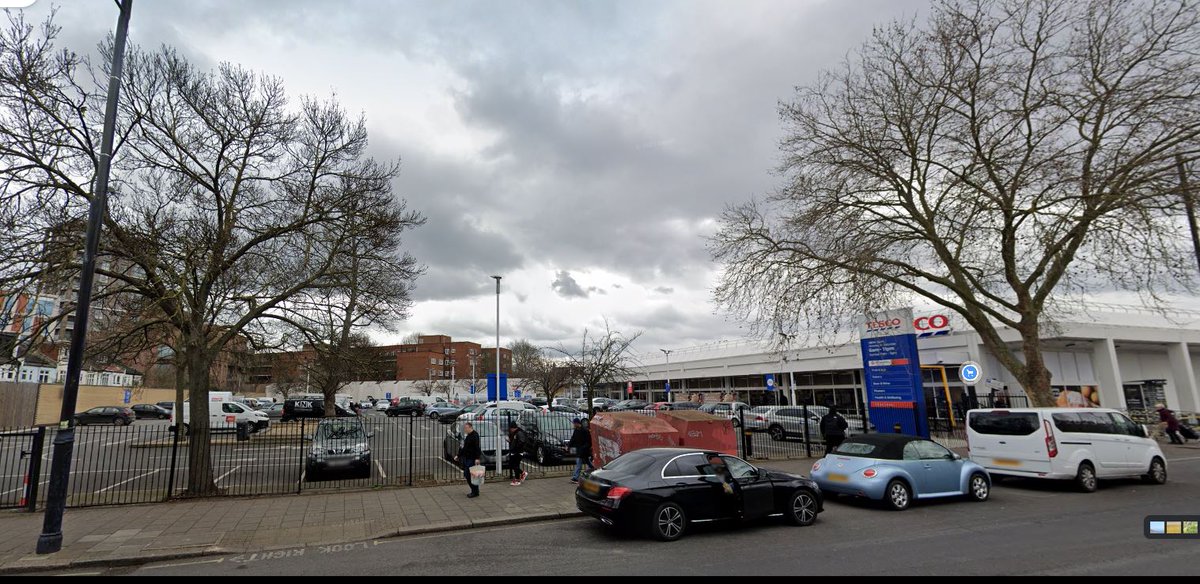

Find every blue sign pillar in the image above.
[861,308,929,437]
[122,389,131,404]
[487,373,508,401]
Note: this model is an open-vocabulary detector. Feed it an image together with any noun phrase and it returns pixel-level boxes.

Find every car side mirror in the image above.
[947,453,960,461]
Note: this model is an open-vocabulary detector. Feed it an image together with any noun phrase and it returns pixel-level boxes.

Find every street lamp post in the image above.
[38,0,133,555]
[491,275,502,474]
[660,349,673,403]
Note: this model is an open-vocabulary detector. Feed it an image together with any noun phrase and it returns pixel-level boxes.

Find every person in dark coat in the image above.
[455,422,482,497]
[506,421,530,485]
[568,418,594,484]
[1157,403,1184,444]
[820,406,849,454]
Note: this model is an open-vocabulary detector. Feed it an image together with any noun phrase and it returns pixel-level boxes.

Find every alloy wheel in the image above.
[657,506,683,539]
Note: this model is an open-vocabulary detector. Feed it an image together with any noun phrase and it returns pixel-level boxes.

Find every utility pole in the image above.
[38,0,133,555]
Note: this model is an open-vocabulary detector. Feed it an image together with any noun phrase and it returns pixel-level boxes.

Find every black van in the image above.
[281,397,357,422]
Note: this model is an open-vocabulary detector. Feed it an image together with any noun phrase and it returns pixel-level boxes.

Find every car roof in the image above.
[840,433,926,459]
[619,447,730,460]
[966,407,1118,414]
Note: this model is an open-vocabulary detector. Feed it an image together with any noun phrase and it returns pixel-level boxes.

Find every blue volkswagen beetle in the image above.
[810,433,990,510]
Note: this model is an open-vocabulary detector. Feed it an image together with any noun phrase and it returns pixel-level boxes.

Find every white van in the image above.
[966,407,1167,492]
[170,392,270,435]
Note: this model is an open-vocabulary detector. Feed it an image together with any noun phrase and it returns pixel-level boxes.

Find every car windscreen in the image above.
[749,406,772,414]
[602,452,657,475]
[968,412,1040,436]
[831,441,881,457]
[316,422,365,440]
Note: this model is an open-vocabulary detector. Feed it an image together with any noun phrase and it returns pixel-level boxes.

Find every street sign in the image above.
[664,380,671,394]
[861,308,929,437]
[385,392,392,400]
[122,389,131,404]
[514,389,522,398]
[959,361,982,385]
[627,381,633,395]
[469,383,475,394]
[764,374,776,392]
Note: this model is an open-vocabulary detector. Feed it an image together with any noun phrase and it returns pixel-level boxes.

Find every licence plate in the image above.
[827,473,849,482]
[993,458,1021,467]
[582,480,601,494]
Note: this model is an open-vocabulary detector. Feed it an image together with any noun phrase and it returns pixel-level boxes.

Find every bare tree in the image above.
[507,338,541,394]
[525,354,578,403]
[553,320,642,416]
[0,19,423,494]
[412,378,435,397]
[712,0,1200,406]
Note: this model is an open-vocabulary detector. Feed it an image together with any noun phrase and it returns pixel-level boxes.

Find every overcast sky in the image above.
[22,0,935,353]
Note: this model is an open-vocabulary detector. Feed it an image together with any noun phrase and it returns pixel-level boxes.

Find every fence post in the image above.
[296,418,305,495]
[23,427,47,512]
[738,409,750,458]
[802,405,811,458]
[166,421,181,501]
[407,413,414,487]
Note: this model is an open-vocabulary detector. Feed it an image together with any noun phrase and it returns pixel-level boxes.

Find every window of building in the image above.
[37,369,49,383]
[19,369,29,381]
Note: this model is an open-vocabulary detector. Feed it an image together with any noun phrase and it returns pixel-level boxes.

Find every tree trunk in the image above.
[1017,329,1056,407]
[186,349,218,495]
[173,360,187,434]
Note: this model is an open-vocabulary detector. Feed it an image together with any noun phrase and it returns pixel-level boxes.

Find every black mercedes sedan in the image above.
[575,448,823,541]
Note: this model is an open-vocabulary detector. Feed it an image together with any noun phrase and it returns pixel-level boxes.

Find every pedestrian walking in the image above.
[820,405,849,454]
[455,421,482,498]
[569,417,595,484]
[506,421,530,485]
[1156,403,1185,445]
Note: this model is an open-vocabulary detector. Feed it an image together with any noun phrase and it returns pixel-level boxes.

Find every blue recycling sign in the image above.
[958,361,982,385]
[764,374,776,392]
[664,380,671,394]
[122,389,131,404]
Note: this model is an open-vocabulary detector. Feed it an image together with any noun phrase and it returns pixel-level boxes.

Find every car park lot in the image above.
[122,446,1200,576]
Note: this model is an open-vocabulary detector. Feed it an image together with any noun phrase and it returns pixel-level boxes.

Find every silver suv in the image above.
[746,405,872,441]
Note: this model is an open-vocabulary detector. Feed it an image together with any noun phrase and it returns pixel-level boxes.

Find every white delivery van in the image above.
[170,391,270,435]
[966,407,1167,492]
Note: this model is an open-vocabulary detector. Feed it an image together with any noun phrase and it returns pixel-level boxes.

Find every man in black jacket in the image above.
[455,422,482,498]
[568,418,594,484]
[820,406,849,455]
[507,421,530,485]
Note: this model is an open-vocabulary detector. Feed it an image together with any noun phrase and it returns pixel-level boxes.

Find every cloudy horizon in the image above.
[30,0,1190,357]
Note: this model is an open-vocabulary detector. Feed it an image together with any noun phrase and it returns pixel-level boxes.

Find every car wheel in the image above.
[74,418,84,426]
[160,414,168,420]
[430,412,440,421]
[1144,457,1167,485]
[410,410,418,418]
[786,489,818,526]
[1075,462,1097,493]
[537,446,548,465]
[885,479,911,511]
[113,417,126,426]
[650,502,687,542]
[768,425,786,441]
[967,473,989,502]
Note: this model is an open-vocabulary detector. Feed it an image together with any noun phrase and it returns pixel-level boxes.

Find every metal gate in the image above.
[0,427,46,510]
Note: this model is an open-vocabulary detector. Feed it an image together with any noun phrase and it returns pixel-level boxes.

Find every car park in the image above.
[746,405,871,440]
[305,417,372,481]
[810,434,990,510]
[172,394,270,435]
[75,406,136,426]
[131,404,171,420]
[264,402,286,420]
[697,402,750,425]
[608,399,651,412]
[442,420,506,466]
[156,401,175,411]
[374,400,390,412]
[576,448,823,541]
[517,411,577,465]
[281,396,358,422]
[966,407,1167,491]
[359,400,373,411]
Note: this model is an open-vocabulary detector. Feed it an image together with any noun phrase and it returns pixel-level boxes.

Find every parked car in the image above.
[576,448,823,541]
[155,401,175,411]
[442,420,506,466]
[648,401,703,412]
[746,405,872,440]
[75,406,136,426]
[810,433,990,510]
[305,417,372,481]
[131,404,171,420]
[697,401,750,426]
[374,400,390,412]
[281,396,358,422]
[426,402,466,422]
[966,407,1167,492]
[576,397,617,411]
[609,399,651,412]
[264,402,286,420]
[549,404,583,416]
[517,411,577,465]
[359,400,373,411]
[464,401,536,424]
[386,397,426,417]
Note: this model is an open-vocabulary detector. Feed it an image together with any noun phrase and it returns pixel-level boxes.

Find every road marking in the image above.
[215,466,240,484]
[142,558,225,570]
[95,469,160,493]
[102,437,135,447]
[56,571,104,576]
[375,459,387,479]
[1167,455,1200,462]
[1,478,48,496]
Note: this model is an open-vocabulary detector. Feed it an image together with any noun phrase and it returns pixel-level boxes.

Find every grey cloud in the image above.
[551,270,588,298]
[587,286,607,295]
[654,286,674,294]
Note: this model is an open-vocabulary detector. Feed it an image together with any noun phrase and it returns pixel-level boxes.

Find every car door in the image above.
[897,442,931,495]
[1076,411,1126,475]
[661,453,724,521]
[913,440,963,494]
[721,455,776,519]
[774,408,804,436]
[1107,412,1145,472]
[518,414,539,456]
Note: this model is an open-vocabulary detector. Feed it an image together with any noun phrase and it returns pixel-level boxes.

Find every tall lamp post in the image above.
[37,0,133,555]
[491,275,502,474]
[660,349,673,403]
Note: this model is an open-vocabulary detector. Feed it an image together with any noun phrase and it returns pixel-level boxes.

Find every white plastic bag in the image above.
[469,464,486,486]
